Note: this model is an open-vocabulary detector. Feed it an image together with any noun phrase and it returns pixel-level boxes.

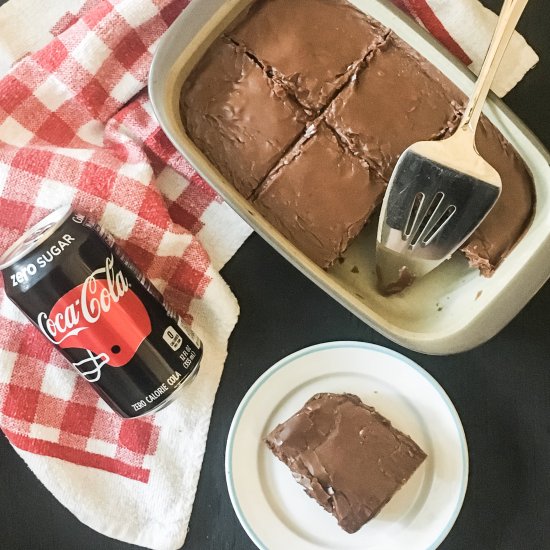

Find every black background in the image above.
[1,1,549,549]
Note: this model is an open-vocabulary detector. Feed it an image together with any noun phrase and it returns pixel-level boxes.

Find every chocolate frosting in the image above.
[266,393,427,533]
[326,33,462,181]
[463,115,536,274]
[180,38,306,198]
[228,0,388,112]
[254,123,386,268]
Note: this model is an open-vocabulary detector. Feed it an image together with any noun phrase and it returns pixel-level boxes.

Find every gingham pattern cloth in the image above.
[390,0,538,97]
[0,0,538,549]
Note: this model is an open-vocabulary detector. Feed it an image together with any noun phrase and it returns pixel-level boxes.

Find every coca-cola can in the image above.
[0,206,203,418]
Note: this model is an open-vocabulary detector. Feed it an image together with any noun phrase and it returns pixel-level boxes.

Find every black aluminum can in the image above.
[0,207,203,418]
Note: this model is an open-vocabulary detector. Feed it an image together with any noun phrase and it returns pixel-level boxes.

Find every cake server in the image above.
[376,0,529,293]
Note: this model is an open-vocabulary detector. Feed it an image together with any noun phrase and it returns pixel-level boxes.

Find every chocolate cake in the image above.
[180,0,535,275]
[265,393,427,533]
[325,34,462,181]
[180,38,307,199]
[254,123,386,268]
[460,116,535,276]
[228,0,388,112]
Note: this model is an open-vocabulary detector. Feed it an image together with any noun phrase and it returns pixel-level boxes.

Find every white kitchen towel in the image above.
[381,0,538,97]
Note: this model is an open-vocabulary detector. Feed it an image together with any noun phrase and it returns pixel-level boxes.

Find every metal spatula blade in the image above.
[375,0,529,294]
[376,136,501,292]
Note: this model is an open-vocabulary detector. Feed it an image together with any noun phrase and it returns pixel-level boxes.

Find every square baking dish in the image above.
[149,0,550,355]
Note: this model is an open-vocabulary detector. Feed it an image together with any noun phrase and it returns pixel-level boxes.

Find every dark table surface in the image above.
[1,0,549,549]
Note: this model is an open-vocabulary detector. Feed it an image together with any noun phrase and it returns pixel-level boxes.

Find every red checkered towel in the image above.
[0,0,538,549]
[0,1,252,549]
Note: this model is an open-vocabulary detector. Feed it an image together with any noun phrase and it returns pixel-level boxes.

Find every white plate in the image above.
[225,342,468,550]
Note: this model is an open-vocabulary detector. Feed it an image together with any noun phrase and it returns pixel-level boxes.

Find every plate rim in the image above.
[225,341,469,550]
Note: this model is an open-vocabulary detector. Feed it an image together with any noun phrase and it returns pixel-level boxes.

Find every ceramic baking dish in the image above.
[149,0,550,355]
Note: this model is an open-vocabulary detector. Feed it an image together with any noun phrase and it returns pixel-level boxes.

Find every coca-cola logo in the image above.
[37,255,152,381]
[38,255,129,344]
